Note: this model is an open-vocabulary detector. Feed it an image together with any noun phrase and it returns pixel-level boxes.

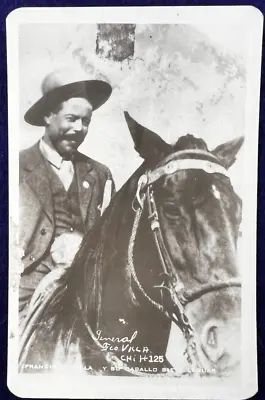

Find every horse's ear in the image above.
[124,111,171,163]
[212,136,244,169]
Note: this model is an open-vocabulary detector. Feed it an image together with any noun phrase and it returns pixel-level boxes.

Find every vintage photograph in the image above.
[7,6,262,399]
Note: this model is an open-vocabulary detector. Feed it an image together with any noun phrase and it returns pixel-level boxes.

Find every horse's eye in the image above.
[163,203,181,219]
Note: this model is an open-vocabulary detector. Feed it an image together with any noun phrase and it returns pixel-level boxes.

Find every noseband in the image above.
[127,150,241,375]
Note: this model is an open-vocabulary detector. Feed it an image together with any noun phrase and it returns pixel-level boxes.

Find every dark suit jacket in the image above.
[19,142,115,273]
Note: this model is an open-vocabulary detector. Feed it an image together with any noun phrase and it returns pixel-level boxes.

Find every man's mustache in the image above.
[62,132,84,142]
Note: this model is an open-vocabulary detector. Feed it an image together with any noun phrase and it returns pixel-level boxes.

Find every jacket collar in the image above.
[39,136,63,169]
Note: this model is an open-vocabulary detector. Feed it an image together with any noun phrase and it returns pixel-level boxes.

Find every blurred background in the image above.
[18,23,246,195]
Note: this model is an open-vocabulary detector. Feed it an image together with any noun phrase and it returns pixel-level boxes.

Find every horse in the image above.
[19,112,243,378]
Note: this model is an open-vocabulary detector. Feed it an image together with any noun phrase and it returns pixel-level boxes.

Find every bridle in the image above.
[127,149,241,375]
[81,149,241,378]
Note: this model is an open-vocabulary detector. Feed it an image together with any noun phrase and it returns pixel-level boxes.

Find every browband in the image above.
[157,149,221,166]
[138,158,229,191]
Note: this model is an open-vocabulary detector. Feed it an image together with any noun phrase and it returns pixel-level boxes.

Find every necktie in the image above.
[59,159,74,190]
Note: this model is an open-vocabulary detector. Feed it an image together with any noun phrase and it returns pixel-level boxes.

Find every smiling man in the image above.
[19,67,115,321]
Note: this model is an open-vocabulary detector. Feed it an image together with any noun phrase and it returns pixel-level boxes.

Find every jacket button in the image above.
[83,181,90,189]
[29,255,36,261]
[69,227,74,232]
[40,228,47,235]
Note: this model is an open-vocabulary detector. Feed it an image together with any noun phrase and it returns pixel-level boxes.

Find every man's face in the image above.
[44,97,93,159]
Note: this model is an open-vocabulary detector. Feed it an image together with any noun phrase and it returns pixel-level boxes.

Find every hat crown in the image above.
[41,67,90,95]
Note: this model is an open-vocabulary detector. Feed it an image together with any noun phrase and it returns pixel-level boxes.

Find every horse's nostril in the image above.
[207,326,218,348]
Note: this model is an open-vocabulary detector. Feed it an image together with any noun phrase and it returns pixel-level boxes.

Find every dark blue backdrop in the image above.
[0,1,264,399]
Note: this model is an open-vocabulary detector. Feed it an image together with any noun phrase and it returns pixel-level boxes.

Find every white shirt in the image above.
[39,137,74,191]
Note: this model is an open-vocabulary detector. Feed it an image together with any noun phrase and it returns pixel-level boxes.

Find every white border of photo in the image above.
[6,6,263,399]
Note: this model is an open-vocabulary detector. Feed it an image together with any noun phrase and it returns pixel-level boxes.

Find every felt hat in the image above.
[24,67,112,126]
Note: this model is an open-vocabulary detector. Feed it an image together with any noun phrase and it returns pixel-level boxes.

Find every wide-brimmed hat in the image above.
[24,67,112,126]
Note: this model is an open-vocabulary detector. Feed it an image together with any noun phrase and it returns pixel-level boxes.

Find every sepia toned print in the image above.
[7,6,262,399]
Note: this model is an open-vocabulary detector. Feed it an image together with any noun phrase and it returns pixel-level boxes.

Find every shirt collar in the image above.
[39,135,63,169]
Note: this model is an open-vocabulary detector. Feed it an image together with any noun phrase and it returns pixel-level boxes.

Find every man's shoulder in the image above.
[19,143,44,183]
[19,142,41,168]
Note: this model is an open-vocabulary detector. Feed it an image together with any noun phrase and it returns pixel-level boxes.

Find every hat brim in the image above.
[24,80,112,126]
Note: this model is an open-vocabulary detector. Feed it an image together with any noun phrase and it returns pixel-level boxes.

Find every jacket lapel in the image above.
[21,145,96,226]
[22,143,54,224]
[75,157,96,225]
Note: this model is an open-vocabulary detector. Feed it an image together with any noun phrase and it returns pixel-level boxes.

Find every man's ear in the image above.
[44,114,53,125]
[212,136,244,169]
[124,111,171,163]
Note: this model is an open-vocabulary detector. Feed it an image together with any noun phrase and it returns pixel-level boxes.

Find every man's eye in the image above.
[66,116,75,122]
[82,119,91,126]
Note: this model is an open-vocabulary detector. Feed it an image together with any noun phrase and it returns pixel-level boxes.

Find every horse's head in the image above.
[125,112,243,377]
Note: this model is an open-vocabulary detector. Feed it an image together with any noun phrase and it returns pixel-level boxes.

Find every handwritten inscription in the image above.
[96,330,150,353]
[96,329,138,343]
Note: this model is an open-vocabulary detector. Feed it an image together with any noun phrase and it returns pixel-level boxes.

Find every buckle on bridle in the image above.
[132,174,149,211]
[154,272,186,313]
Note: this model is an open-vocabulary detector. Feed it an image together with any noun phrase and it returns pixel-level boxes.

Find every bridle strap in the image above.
[142,158,229,190]
[157,149,221,166]
[131,187,203,373]
[146,186,175,277]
